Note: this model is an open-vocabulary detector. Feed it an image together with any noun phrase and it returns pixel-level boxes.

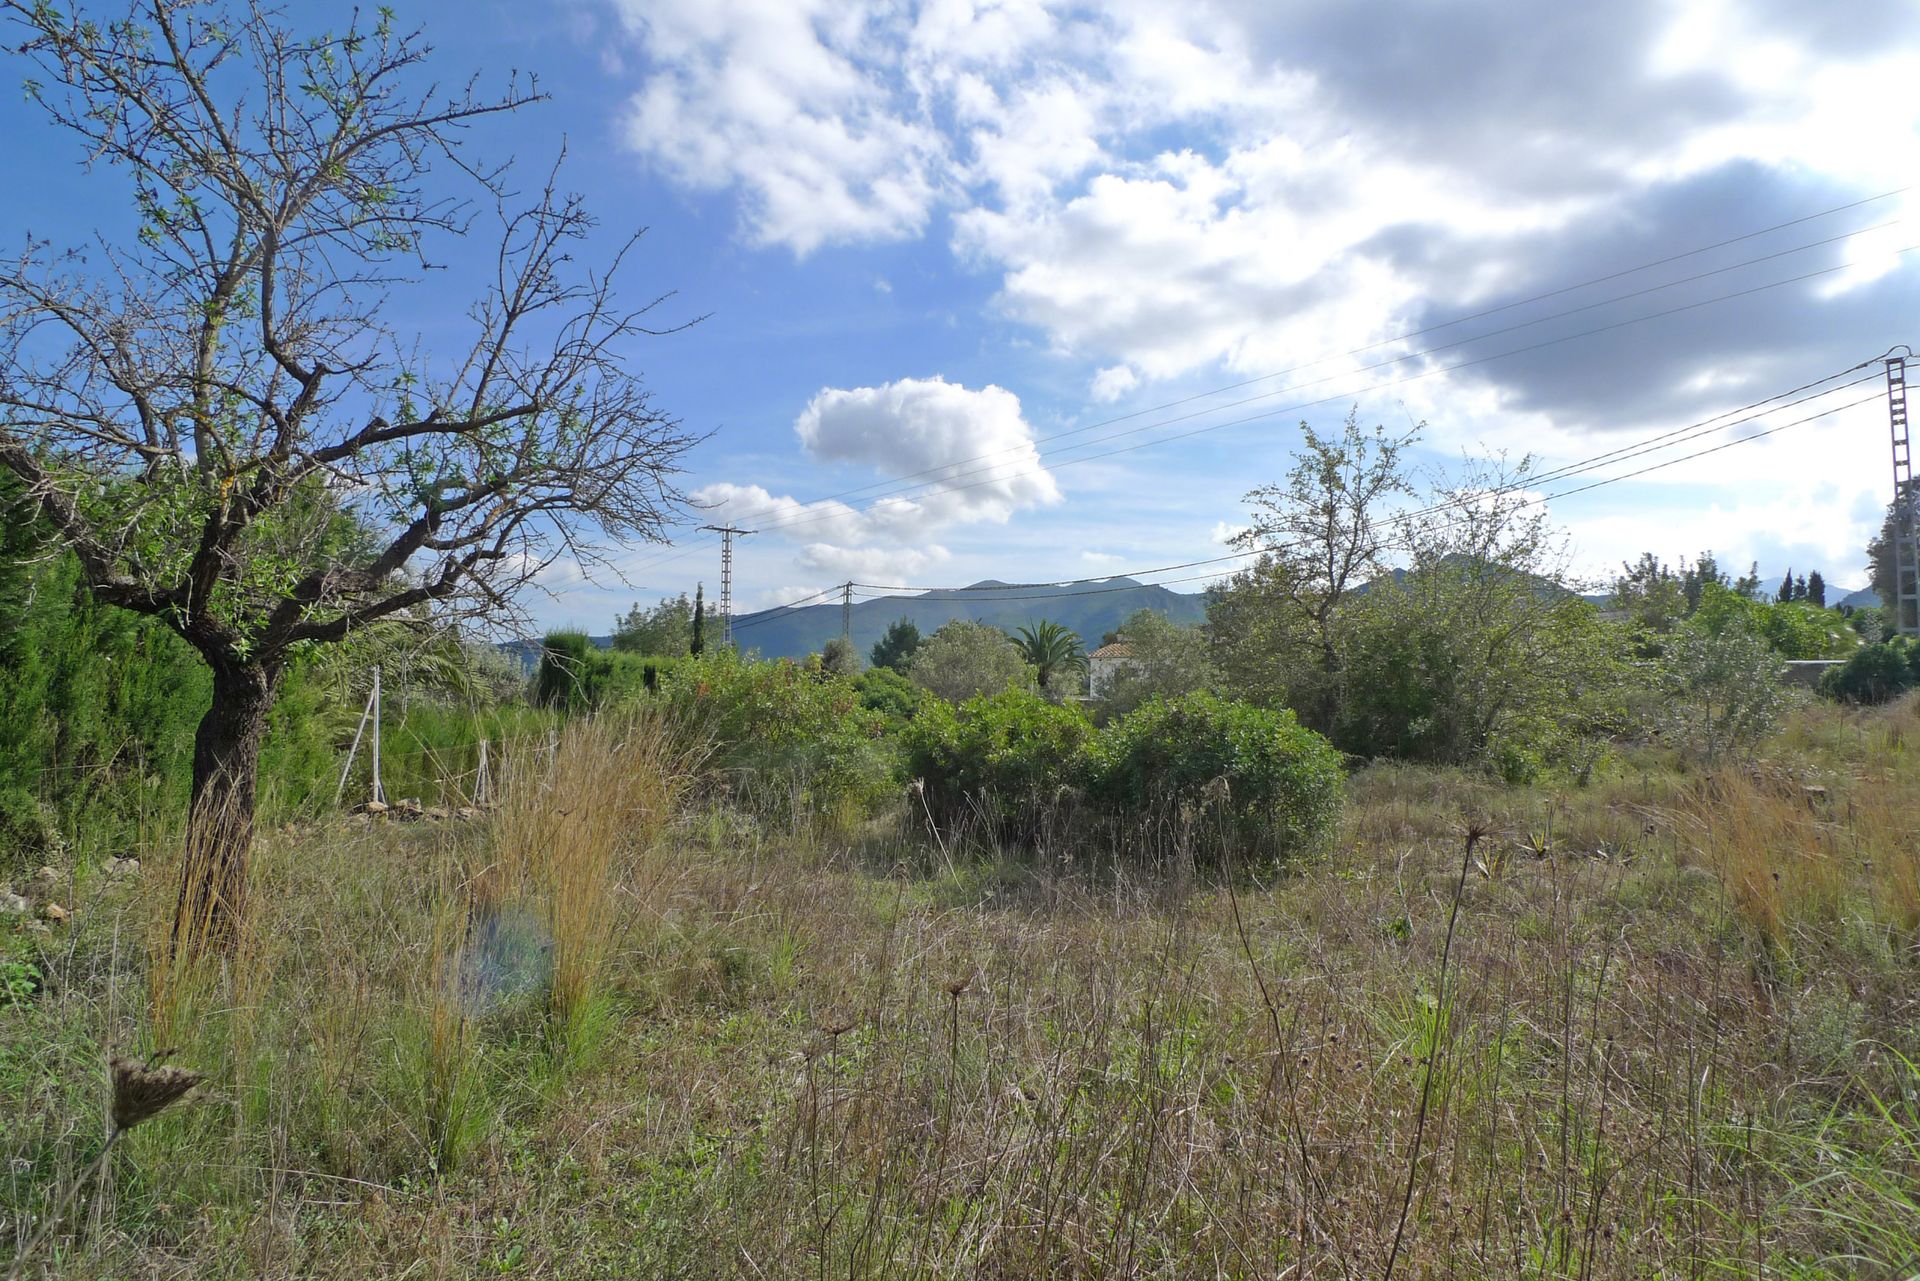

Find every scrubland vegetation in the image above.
[7,641,1920,1277]
[9,344,1920,1280]
[3,4,1918,1277]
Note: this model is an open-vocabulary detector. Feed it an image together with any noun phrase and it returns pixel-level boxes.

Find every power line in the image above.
[623,188,1912,576]
[844,364,1877,594]
[732,379,1873,618]
[843,371,1884,599]
[752,215,1907,526]
[730,582,846,633]
[688,238,1920,548]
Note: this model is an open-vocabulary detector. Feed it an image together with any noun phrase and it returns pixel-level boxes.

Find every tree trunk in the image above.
[174,659,282,956]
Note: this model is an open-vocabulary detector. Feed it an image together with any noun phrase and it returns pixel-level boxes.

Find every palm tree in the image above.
[1014,620,1088,693]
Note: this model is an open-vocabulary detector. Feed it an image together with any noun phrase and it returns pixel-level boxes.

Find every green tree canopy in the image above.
[612,594,694,656]
[907,620,1035,704]
[869,617,923,672]
[1101,609,1218,718]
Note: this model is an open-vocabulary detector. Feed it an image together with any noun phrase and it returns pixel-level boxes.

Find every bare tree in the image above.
[0,1,700,950]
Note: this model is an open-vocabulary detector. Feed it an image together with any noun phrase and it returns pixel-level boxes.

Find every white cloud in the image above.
[794,542,951,581]
[1090,364,1138,402]
[697,375,1059,582]
[610,0,1918,417]
[796,375,1060,519]
[610,0,945,254]
[1210,520,1249,545]
[1079,549,1125,566]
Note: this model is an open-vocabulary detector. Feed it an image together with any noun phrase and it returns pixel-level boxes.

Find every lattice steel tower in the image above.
[701,524,754,647]
[1888,351,1916,637]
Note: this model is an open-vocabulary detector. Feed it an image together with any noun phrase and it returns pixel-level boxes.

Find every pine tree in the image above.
[1778,569,1795,602]
[1806,571,1826,608]
[869,618,923,672]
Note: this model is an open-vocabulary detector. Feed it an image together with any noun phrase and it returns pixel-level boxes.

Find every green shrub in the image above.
[534,632,599,711]
[900,688,1093,839]
[1819,640,1918,705]
[1087,693,1344,863]
[533,635,682,712]
[855,667,922,726]
[659,651,896,821]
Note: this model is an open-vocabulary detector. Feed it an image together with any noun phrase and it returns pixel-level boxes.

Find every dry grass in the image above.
[3,700,1919,1277]
[490,709,700,1050]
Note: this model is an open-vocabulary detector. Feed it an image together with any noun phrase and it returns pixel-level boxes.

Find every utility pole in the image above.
[700,524,754,647]
[841,581,853,645]
[1888,351,1916,637]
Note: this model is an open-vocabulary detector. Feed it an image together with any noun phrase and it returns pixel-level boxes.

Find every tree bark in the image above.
[174,659,282,956]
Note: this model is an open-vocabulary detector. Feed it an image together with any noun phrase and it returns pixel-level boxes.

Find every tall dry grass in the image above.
[487,708,701,1055]
[10,699,1920,1277]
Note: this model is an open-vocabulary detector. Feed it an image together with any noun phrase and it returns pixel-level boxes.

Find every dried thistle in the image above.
[6,1052,202,1281]
[111,1053,203,1131]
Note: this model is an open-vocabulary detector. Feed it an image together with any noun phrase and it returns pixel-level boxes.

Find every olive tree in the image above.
[907,620,1034,703]
[0,2,697,949]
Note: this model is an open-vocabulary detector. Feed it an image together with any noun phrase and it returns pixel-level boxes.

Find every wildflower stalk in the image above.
[7,1054,200,1281]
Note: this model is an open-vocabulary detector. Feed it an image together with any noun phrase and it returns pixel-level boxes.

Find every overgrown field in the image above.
[5,695,1919,1279]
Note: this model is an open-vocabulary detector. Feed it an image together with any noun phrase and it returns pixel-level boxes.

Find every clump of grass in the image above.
[491,709,699,1061]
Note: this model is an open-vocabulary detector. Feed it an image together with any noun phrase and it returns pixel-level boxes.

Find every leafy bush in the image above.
[534,634,681,711]
[1692,584,1859,658]
[659,651,895,821]
[1660,618,1790,764]
[1819,640,1918,705]
[1087,693,1344,863]
[907,620,1035,703]
[900,688,1092,839]
[855,666,922,726]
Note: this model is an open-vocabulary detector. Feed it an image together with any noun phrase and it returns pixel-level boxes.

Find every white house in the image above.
[1086,641,1137,699]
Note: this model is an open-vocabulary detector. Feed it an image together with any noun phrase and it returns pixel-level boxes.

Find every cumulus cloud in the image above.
[796,375,1059,518]
[695,376,1058,582]
[608,0,945,253]
[608,0,1919,430]
[795,542,951,581]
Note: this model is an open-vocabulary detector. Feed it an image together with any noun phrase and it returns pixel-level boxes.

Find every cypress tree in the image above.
[691,584,706,657]
[1778,568,1795,602]
[1807,570,1826,608]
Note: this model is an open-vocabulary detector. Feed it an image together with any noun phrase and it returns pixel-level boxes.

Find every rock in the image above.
[454,806,480,821]
[23,919,50,936]
[103,856,141,878]
[361,800,389,816]
[0,890,28,915]
[394,798,425,820]
[41,902,70,923]
[33,865,60,887]
[424,806,450,822]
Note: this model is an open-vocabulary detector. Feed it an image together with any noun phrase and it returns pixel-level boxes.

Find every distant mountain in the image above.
[1835,586,1881,611]
[731,577,1207,661]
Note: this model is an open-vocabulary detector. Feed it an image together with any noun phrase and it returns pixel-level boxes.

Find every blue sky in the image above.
[5,0,1918,630]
